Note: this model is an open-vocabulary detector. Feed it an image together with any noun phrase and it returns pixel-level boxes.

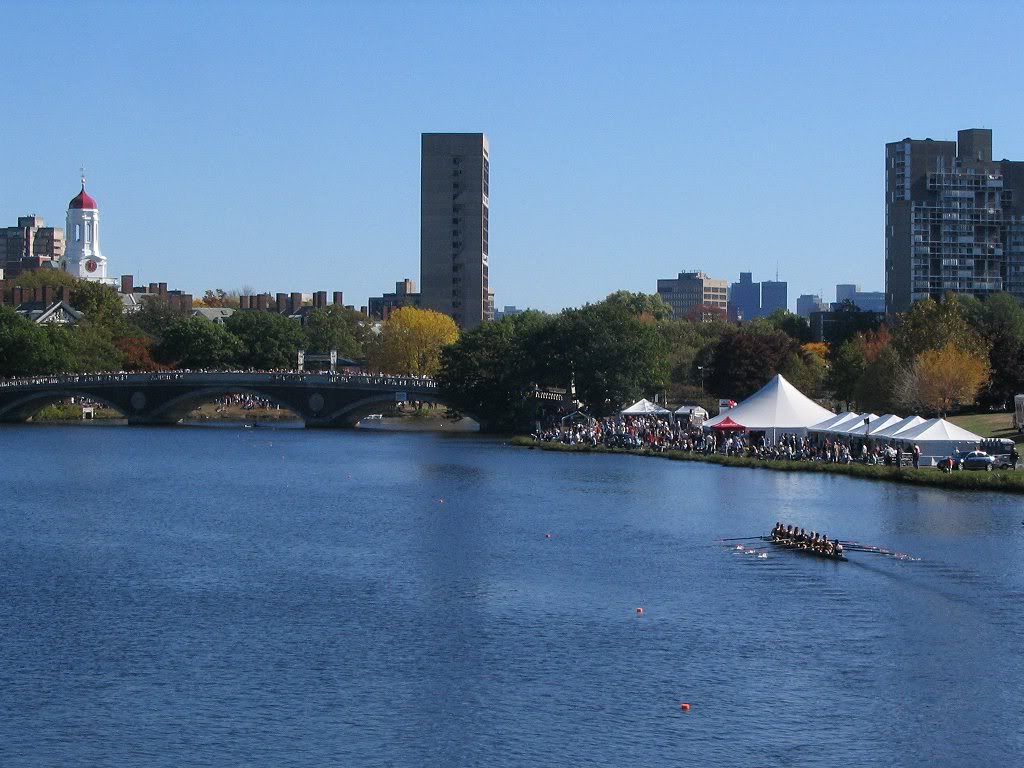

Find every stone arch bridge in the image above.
[0,372,455,428]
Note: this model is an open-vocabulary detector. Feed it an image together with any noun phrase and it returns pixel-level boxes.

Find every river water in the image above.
[1,425,1021,767]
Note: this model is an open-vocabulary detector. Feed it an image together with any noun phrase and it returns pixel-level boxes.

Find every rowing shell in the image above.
[761,537,847,562]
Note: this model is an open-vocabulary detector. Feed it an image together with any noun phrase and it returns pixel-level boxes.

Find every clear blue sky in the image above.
[5,0,1024,312]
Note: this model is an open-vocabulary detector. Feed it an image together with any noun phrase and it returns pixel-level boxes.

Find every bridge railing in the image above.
[0,371,440,390]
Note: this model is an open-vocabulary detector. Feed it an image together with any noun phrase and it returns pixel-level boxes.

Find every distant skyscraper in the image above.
[834,283,885,312]
[835,284,859,304]
[656,271,728,320]
[796,294,827,319]
[729,272,760,321]
[420,133,491,329]
[885,128,1024,313]
[760,280,788,315]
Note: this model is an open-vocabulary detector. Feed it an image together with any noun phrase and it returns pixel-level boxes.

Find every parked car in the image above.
[959,450,1014,471]
[936,456,960,472]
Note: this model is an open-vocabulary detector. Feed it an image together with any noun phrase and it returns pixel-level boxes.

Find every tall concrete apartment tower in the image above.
[421,133,492,329]
[885,128,1024,313]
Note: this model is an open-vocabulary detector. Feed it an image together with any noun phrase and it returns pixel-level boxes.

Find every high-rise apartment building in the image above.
[656,271,728,319]
[729,272,760,321]
[885,128,1024,313]
[0,215,65,277]
[420,133,492,329]
[760,280,788,315]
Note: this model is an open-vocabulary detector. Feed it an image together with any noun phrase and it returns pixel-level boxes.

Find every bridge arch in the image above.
[0,388,127,423]
[143,386,306,425]
[317,391,479,429]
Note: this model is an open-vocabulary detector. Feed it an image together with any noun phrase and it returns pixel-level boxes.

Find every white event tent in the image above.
[832,413,879,436]
[702,374,834,441]
[847,414,904,438]
[894,418,983,465]
[621,398,672,416]
[808,411,858,433]
[871,415,925,440]
[674,404,709,425]
[812,412,869,436]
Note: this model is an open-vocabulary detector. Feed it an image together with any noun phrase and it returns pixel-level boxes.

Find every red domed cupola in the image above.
[69,183,98,210]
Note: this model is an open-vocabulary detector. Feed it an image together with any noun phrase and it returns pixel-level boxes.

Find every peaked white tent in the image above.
[848,414,904,438]
[872,415,925,439]
[822,412,873,435]
[674,404,709,425]
[809,411,858,433]
[621,398,672,416]
[702,374,834,441]
[895,418,982,464]
[832,413,879,435]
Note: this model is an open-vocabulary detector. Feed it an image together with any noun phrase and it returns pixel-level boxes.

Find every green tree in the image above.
[963,293,1024,407]
[535,301,667,416]
[0,307,69,376]
[49,323,123,373]
[749,309,811,344]
[304,305,366,359]
[603,290,673,322]
[13,271,124,329]
[131,297,190,339]
[854,345,908,414]
[437,311,553,431]
[826,339,866,408]
[225,311,308,370]
[659,317,729,403]
[707,328,798,401]
[155,317,242,369]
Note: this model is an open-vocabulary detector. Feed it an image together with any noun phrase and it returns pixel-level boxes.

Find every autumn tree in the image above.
[198,288,240,308]
[893,295,987,360]
[368,307,459,376]
[116,337,168,371]
[911,343,990,416]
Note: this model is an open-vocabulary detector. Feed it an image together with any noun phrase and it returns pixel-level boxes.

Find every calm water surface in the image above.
[1,425,1022,767]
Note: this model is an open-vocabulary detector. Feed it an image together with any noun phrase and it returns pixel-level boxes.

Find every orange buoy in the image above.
[635,607,644,616]
[680,703,691,711]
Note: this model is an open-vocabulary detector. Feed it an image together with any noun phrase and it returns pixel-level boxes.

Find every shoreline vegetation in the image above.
[509,436,1024,494]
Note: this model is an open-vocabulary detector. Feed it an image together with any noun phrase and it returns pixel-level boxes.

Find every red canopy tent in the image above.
[710,416,746,432]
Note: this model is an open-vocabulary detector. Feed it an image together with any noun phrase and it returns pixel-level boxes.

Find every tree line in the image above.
[3,272,1023,431]
[0,272,457,377]
[437,290,1024,431]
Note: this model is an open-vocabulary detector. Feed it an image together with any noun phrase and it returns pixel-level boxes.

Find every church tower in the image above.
[63,176,108,281]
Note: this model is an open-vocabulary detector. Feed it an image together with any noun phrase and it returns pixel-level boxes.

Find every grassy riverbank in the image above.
[948,412,1023,452]
[509,436,1024,494]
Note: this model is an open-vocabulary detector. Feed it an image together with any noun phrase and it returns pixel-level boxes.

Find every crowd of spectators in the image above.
[531,415,914,467]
